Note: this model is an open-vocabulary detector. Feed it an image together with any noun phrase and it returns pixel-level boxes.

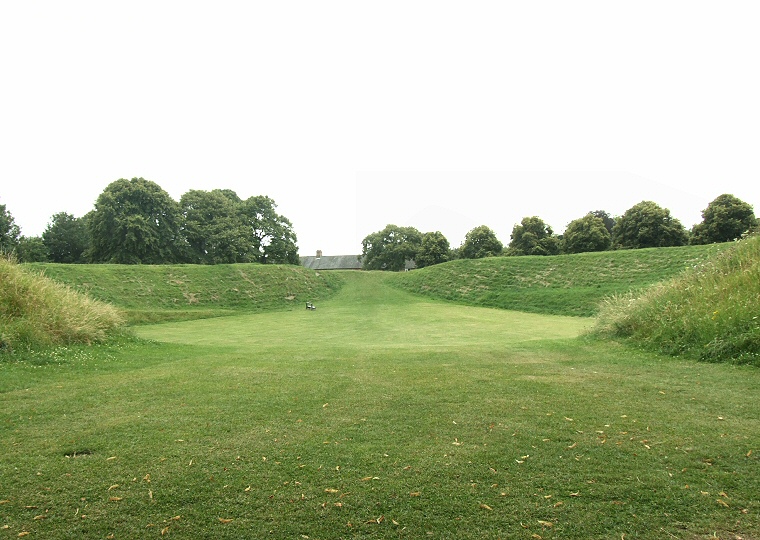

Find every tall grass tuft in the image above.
[0,257,125,352]
[592,235,760,364]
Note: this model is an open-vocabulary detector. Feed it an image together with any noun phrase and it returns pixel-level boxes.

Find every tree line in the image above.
[1,178,299,265]
[360,194,758,270]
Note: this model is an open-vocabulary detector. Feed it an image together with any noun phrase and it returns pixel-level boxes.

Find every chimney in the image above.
[316,250,322,258]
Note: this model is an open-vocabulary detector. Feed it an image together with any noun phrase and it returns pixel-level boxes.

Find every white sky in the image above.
[2,1,758,257]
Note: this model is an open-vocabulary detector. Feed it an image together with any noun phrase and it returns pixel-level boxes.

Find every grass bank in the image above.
[0,258,125,352]
[592,235,760,365]
[25,263,343,324]
[1,272,758,539]
[391,244,731,316]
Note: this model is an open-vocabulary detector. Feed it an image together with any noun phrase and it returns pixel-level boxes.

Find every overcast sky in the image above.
[2,1,758,257]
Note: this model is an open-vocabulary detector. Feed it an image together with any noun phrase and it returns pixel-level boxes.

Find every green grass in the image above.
[1,272,758,539]
[592,235,760,365]
[0,258,125,352]
[391,244,732,316]
[25,263,343,324]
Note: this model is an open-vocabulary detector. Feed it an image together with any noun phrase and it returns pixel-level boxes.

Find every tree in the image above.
[691,194,756,244]
[562,213,612,254]
[612,200,688,249]
[43,212,90,263]
[89,178,184,264]
[361,224,422,271]
[416,231,450,268]
[509,216,560,256]
[460,225,503,259]
[0,203,21,254]
[239,195,299,264]
[16,236,49,262]
[180,189,250,264]
[589,210,615,235]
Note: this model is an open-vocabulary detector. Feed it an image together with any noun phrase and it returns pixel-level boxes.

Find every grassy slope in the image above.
[25,263,344,324]
[593,235,760,364]
[390,243,731,316]
[1,272,758,539]
[0,259,124,351]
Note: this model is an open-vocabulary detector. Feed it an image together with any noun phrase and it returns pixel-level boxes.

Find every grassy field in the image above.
[1,270,758,539]
[25,263,343,324]
[391,244,731,316]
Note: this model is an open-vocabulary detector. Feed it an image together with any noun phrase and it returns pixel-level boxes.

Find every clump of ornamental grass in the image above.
[591,234,760,364]
[0,256,125,353]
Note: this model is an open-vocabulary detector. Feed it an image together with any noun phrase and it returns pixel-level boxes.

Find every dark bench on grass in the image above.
[306,302,316,310]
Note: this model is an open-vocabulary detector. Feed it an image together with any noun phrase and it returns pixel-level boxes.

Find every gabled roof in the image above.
[300,254,363,270]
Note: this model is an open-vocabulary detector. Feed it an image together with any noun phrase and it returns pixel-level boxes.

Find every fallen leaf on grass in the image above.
[325,488,339,494]
[33,515,46,520]
[161,527,169,535]
[567,442,577,449]
[480,504,493,511]
[410,492,421,497]
[18,532,30,537]
[108,484,119,490]
[716,499,729,508]
[245,486,251,492]
[538,520,554,528]
[218,518,234,524]
[106,456,117,461]
[365,516,384,524]
[109,497,122,502]
[0,500,9,504]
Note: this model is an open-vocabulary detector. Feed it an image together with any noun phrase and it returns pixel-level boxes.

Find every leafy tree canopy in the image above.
[589,210,615,235]
[460,225,503,259]
[612,200,688,249]
[89,178,183,264]
[509,217,559,256]
[16,236,49,262]
[0,203,21,254]
[691,193,756,244]
[563,213,611,254]
[43,212,90,263]
[180,189,250,264]
[239,195,299,264]
[361,224,422,271]
[416,231,450,268]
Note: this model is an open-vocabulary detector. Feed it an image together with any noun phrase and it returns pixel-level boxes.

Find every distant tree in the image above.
[460,225,503,259]
[562,213,612,254]
[590,210,615,235]
[361,224,422,271]
[509,216,560,256]
[691,194,756,244]
[239,195,299,264]
[180,189,250,264]
[416,231,450,268]
[89,178,184,264]
[43,212,90,263]
[0,203,21,254]
[612,200,688,249]
[16,236,49,262]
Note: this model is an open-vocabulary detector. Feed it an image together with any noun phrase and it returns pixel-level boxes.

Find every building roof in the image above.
[300,254,363,270]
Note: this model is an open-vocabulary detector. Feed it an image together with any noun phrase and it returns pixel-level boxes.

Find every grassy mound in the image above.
[24,263,344,324]
[592,235,760,364]
[391,244,730,316]
[0,257,125,352]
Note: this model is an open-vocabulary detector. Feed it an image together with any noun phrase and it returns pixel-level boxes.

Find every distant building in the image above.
[300,250,363,270]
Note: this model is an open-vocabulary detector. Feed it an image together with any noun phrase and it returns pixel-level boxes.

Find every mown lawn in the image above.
[1,272,758,539]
